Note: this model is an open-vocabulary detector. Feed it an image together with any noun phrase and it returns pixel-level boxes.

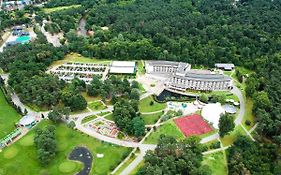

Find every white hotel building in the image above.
[145,61,232,91]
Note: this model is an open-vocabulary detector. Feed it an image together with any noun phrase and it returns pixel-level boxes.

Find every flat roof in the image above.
[215,63,235,68]
[111,61,136,67]
[109,67,135,74]
[173,72,231,81]
[146,60,183,67]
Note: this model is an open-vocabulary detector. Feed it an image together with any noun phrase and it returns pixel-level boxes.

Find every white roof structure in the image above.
[18,115,36,126]
[201,103,225,129]
[110,61,136,74]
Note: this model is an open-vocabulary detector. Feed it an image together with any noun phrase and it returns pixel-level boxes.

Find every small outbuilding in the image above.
[215,63,235,71]
[109,61,136,74]
[18,115,36,128]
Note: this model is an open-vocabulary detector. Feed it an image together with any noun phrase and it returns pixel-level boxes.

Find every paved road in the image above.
[74,110,156,149]
[41,20,62,47]
[77,17,87,37]
[200,85,246,144]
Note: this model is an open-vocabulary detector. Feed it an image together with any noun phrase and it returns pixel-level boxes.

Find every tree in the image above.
[211,94,226,104]
[199,94,209,103]
[253,91,271,111]
[48,109,62,123]
[218,113,235,137]
[130,88,140,100]
[132,117,145,137]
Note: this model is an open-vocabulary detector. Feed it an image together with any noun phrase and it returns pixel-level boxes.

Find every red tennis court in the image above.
[174,114,213,137]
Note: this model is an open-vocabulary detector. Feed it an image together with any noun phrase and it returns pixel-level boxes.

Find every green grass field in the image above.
[50,53,111,68]
[220,125,247,147]
[202,151,227,175]
[139,96,166,113]
[144,120,184,144]
[0,121,131,175]
[141,112,162,125]
[0,89,21,138]
[43,5,81,13]
[104,113,114,121]
[242,98,255,130]
[137,60,145,75]
[88,101,106,111]
[81,115,97,124]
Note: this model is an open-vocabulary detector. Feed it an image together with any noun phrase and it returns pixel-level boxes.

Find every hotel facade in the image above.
[145,61,232,91]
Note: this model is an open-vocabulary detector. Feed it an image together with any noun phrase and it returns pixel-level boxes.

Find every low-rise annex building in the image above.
[145,60,233,91]
[109,61,136,74]
[215,63,235,71]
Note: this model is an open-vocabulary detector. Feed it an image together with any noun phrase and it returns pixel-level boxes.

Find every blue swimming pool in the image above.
[16,36,30,43]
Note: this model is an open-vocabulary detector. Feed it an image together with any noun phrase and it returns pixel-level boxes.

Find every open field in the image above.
[139,96,166,113]
[43,5,81,13]
[0,121,131,175]
[0,89,21,138]
[88,101,106,111]
[144,120,184,144]
[242,98,255,130]
[202,151,227,175]
[141,112,162,125]
[220,125,247,147]
[50,53,111,68]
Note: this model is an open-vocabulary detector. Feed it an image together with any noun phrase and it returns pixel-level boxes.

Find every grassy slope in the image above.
[144,120,184,144]
[0,89,21,138]
[140,112,162,125]
[0,121,130,175]
[202,151,227,175]
[139,96,166,113]
[220,125,247,147]
[88,101,106,111]
[43,5,81,13]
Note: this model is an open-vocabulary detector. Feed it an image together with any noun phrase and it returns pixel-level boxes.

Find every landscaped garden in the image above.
[140,112,163,125]
[139,96,166,113]
[0,121,131,175]
[202,151,227,175]
[0,90,21,138]
[81,115,97,124]
[144,120,184,144]
[88,101,106,111]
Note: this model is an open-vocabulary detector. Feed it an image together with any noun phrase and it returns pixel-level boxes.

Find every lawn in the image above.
[50,53,111,68]
[139,96,167,113]
[220,125,247,147]
[202,151,227,175]
[81,115,97,124]
[88,101,106,111]
[81,92,102,103]
[144,120,184,144]
[137,60,145,75]
[0,120,131,175]
[242,98,255,130]
[141,112,163,125]
[113,152,137,175]
[43,5,81,13]
[105,113,114,121]
[0,89,21,138]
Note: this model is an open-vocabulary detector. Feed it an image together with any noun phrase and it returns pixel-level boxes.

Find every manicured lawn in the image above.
[113,152,137,175]
[50,53,111,68]
[242,98,255,130]
[144,120,184,144]
[43,5,81,13]
[0,121,131,175]
[202,151,227,175]
[81,115,97,124]
[98,111,111,117]
[137,60,145,75]
[105,113,114,121]
[141,112,163,125]
[139,96,166,113]
[81,92,102,103]
[220,125,247,147]
[0,89,21,138]
[88,101,106,111]
[129,160,144,175]
[198,129,218,139]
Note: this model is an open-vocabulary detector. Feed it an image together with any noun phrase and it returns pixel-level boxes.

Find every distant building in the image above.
[215,63,235,71]
[145,60,191,76]
[145,60,232,91]
[109,61,136,74]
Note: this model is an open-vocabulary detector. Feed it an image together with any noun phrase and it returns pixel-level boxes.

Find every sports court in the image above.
[174,114,213,137]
